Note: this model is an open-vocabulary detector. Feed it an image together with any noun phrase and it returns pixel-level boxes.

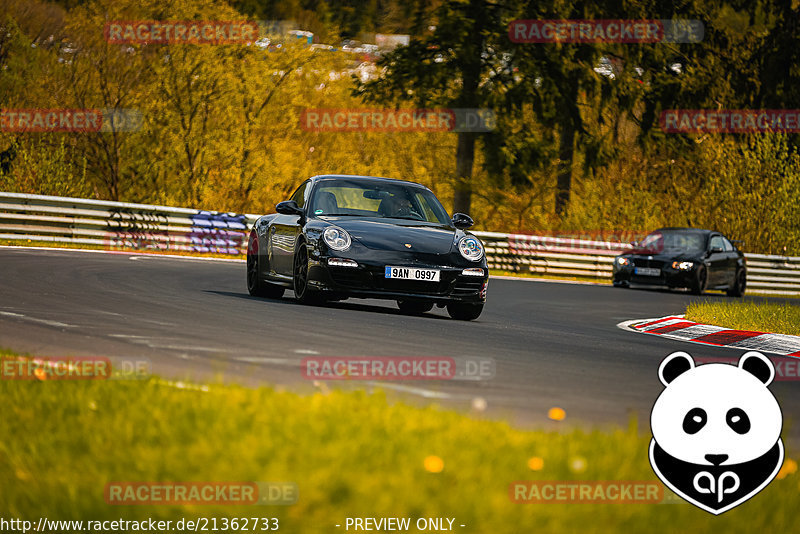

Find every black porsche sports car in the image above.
[246,175,489,320]
[612,228,746,296]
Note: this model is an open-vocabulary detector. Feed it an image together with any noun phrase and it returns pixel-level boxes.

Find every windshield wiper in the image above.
[319,213,363,217]
[385,216,426,222]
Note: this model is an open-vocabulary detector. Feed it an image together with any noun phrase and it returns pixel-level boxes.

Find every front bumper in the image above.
[613,262,697,288]
[307,253,488,303]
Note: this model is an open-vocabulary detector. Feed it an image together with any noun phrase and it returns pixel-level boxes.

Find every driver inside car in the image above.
[378,196,415,218]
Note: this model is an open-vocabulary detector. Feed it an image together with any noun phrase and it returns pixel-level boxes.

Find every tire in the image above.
[613,281,629,288]
[727,269,746,297]
[446,302,484,321]
[247,231,285,298]
[293,240,320,304]
[691,265,708,295]
[397,300,434,314]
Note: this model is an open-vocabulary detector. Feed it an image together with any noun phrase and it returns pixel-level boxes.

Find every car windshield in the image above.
[633,231,706,254]
[308,179,451,224]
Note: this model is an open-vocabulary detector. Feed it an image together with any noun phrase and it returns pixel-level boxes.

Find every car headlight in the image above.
[458,236,484,262]
[616,257,630,266]
[323,226,351,251]
[672,261,694,271]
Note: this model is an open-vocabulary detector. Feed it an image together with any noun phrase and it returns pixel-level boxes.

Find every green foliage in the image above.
[0,138,91,197]
[695,134,800,255]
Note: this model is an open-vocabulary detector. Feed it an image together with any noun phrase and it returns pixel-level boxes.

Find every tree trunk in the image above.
[451,0,484,216]
[555,119,575,217]
[453,131,475,215]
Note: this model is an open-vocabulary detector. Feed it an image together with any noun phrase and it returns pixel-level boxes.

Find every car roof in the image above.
[652,227,717,236]
[309,174,430,190]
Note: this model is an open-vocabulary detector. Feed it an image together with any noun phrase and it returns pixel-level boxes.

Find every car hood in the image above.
[324,218,457,254]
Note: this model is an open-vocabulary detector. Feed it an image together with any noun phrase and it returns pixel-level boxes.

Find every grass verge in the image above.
[686,300,800,336]
[1,350,798,533]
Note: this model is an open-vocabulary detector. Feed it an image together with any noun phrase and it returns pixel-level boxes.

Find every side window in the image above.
[709,235,724,251]
[722,237,734,252]
[290,181,309,208]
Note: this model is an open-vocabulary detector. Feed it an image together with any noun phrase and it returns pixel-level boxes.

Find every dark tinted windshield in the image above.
[309,179,450,224]
[633,231,706,254]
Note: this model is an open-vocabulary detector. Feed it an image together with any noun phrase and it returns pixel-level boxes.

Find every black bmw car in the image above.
[246,175,489,320]
[612,227,746,296]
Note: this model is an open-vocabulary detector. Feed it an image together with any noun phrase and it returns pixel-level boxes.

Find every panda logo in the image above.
[649,351,784,515]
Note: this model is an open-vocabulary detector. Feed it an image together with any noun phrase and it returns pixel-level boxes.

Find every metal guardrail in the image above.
[473,231,800,295]
[2,192,799,295]
[474,231,626,278]
[0,192,257,254]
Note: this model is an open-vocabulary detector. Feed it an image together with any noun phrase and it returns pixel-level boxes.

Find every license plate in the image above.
[635,267,661,277]
[384,266,440,282]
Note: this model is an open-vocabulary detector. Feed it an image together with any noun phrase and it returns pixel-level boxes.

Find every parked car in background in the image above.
[612,228,746,296]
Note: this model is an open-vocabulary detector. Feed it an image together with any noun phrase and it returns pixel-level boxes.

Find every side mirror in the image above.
[709,246,723,254]
[451,212,474,229]
[276,200,303,216]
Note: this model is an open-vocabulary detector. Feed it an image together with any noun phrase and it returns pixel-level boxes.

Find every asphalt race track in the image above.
[2,247,798,443]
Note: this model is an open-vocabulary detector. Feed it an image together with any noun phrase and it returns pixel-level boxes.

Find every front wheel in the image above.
[727,269,746,297]
[446,302,484,321]
[293,241,320,304]
[691,266,707,295]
